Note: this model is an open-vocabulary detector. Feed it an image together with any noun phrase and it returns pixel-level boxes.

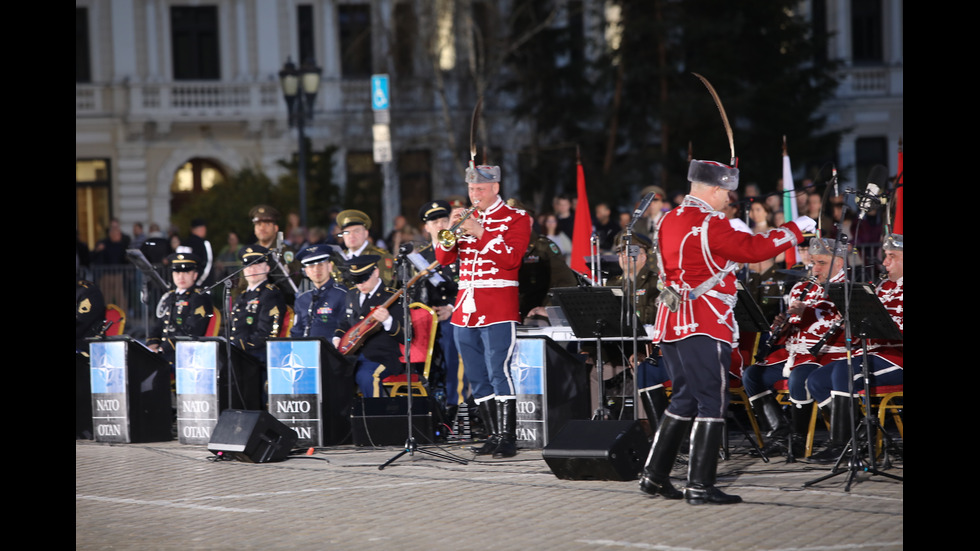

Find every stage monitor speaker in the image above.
[207,409,298,463]
[542,419,651,481]
[351,397,434,447]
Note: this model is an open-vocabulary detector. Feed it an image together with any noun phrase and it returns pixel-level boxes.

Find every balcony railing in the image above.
[838,65,903,97]
[76,77,377,119]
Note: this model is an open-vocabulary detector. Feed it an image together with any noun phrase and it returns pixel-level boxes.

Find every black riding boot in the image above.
[808,394,857,464]
[639,386,669,431]
[473,399,499,455]
[786,403,811,459]
[638,414,690,499]
[493,399,518,458]
[685,419,742,505]
[750,393,790,455]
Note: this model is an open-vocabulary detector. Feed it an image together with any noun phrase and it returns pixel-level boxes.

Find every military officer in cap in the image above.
[805,233,904,463]
[334,209,396,289]
[247,204,300,304]
[231,245,287,363]
[250,205,283,250]
[147,253,213,367]
[291,243,348,339]
[416,200,470,415]
[641,157,814,504]
[332,255,405,398]
[605,231,668,426]
[436,164,532,458]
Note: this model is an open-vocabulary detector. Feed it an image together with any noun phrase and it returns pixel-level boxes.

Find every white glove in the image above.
[792,216,816,233]
[728,217,752,234]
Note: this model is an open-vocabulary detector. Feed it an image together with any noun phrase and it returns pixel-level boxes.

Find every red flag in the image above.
[894,140,903,235]
[570,160,592,274]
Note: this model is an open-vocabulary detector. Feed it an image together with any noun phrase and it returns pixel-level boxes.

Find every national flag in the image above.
[570,159,593,275]
[781,139,799,267]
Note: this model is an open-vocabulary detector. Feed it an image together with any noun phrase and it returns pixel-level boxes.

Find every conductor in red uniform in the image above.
[640,159,815,504]
[436,164,531,458]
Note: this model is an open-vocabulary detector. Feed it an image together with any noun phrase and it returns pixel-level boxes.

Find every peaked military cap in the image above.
[168,252,201,272]
[419,200,451,222]
[346,254,380,284]
[337,209,372,230]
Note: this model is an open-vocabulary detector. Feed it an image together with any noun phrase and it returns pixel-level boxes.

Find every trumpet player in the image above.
[742,238,848,456]
[435,165,531,458]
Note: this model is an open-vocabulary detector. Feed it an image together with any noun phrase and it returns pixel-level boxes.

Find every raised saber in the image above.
[469,97,483,170]
[692,72,735,166]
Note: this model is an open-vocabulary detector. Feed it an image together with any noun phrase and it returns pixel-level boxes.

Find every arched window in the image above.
[170,158,226,216]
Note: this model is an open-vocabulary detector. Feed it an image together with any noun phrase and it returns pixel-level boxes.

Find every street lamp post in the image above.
[279,57,322,230]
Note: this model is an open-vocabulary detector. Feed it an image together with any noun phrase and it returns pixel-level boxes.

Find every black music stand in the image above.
[804,282,903,491]
[125,249,171,339]
[552,287,634,420]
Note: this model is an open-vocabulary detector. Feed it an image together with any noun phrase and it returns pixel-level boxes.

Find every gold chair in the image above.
[383,303,438,397]
[104,304,126,336]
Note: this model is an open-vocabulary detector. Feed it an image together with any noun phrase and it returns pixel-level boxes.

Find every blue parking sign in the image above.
[371,74,390,110]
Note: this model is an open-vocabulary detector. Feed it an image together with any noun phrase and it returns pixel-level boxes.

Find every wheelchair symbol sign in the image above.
[371,74,390,111]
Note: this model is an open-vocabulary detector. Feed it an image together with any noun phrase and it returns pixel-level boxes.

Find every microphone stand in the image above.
[614,194,653,421]
[623,229,640,421]
[380,246,467,469]
[206,252,277,412]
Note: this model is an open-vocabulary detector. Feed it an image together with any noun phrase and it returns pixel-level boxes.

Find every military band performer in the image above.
[805,233,903,463]
[146,252,212,368]
[435,165,532,458]
[334,209,396,289]
[606,231,667,427]
[741,237,849,456]
[641,157,814,505]
[230,246,287,364]
[291,243,347,339]
[332,255,405,398]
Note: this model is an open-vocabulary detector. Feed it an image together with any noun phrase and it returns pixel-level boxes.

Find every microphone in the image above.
[627,192,657,231]
[399,242,414,255]
[857,164,888,220]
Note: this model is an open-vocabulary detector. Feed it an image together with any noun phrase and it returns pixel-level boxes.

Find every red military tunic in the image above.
[652,195,805,345]
[857,276,903,370]
[760,269,848,375]
[436,196,531,327]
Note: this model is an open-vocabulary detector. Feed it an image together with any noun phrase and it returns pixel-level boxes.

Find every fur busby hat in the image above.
[465,165,501,184]
[688,160,739,191]
[809,238,847,258]
[882,234,903,251]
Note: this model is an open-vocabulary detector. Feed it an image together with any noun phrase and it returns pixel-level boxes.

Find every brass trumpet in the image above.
[438,202,480,248]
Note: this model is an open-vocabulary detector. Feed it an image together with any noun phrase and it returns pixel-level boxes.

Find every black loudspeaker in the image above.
[350,397,434,446]
[542,420,652,481]
[207,410,299,463]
